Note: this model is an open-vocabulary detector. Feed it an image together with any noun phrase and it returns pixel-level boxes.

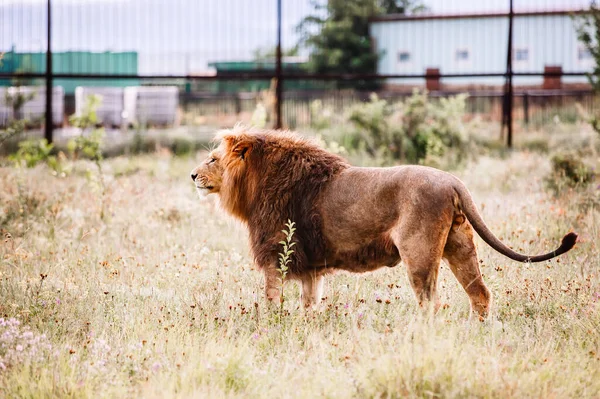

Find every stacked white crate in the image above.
[16,86,64,125]
[0,86,64,126]
[0,88,10,127]
[75,87,124,126]
[124,86,178,126]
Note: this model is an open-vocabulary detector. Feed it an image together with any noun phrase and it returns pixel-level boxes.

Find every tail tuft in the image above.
[559,232,578,253]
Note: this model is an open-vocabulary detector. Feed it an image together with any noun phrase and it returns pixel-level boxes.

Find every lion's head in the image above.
[190,126,262,216]
[191,125,348,234]
[190,149,224,197]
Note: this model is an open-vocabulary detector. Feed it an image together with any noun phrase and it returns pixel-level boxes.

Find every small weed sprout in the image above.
[278,220,296,306]
[68,94,108,219]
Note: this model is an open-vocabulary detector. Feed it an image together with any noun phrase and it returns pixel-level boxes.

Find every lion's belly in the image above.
[320,235,402,273]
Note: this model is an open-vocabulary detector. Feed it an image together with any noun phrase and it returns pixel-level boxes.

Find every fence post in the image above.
[503,0,514,148]
[523,92,529,126]
[275,0,283,129]
[45,0,53,143]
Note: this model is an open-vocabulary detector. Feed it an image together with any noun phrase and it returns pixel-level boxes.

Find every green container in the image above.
[0,51,139,94]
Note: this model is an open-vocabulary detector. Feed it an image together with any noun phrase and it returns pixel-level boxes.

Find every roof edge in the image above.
[370,9,587,23]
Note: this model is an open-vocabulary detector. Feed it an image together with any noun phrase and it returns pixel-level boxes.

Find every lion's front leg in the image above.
[301,271,324,309]
[264,266,282,304]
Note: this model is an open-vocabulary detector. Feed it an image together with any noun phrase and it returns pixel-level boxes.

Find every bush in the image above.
[171,137,194,157]
[9,139,55,168]
[546,152,595,194]
[342,90,470,167]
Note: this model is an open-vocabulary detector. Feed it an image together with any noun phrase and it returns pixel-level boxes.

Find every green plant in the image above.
[9,139,55,168]
[69,94,101,130]
[575,5,600,135]
[344,90,470,167]
[5,87,36,121]
[68,129,105,162]
[171,137,194,157]
[545,152,595,194]
[0,120,26,149]
[296,0,426,89]
[68,94,108,219]
[277,220,296,307]
[309,100,333,131]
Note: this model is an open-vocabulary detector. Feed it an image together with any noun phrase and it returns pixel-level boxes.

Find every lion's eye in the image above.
[208,158,216,164]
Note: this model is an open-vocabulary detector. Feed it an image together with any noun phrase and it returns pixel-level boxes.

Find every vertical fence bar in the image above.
[45,0,53,143]
[275,0,283,129]
[505,0,514,147]
[523,92,529,126]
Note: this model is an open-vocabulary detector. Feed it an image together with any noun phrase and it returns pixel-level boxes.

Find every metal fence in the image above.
[0,0,593,147]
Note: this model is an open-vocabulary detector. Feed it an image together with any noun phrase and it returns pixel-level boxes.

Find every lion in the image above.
[190,126,577,317]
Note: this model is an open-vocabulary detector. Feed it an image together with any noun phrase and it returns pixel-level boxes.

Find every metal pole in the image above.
[275,0,283,129]
[523,92,529,126]
[45,0,53,143]
[506,0,514,147]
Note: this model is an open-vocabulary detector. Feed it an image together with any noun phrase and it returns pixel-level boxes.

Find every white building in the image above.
[370,10,592,88]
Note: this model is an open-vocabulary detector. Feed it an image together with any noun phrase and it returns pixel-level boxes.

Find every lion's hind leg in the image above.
[443,218,492,318]
[393,215,451,314]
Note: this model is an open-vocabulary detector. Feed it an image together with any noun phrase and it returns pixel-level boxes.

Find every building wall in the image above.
[370,14,591,87]
[0,51,139,94]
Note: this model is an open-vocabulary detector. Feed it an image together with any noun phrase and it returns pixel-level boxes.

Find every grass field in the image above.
[1,129,599,398]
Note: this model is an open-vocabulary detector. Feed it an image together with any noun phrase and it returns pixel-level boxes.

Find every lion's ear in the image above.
[232,141,252,160]
[224,134,256,160]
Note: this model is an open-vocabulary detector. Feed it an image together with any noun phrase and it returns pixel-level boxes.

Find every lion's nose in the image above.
[191,173,198,182]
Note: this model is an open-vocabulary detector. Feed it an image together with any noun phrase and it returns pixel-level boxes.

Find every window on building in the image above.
[514,48,529,61]
[455,49,469,62]
[398,51,411,63]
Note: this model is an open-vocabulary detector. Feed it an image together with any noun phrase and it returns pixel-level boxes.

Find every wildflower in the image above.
[151,362,162,372]
[0,318,52,373]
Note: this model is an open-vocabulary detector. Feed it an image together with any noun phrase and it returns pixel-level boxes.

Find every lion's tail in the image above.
[452,182,577,263]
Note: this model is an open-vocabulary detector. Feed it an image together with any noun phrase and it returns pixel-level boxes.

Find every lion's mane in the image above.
[218,127,348,277]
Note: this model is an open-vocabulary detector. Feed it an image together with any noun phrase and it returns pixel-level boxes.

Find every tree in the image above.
[574,3,600,134]
[575,3,600,92]
[252,46,299,62]
[296,0,426,88]
[380,0,427,14]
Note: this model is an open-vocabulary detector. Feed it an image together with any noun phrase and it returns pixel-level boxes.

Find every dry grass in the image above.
[0,142,599,398]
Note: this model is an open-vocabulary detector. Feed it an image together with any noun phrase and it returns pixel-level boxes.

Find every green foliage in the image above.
[546,152,595,194]
[171,138,194,157]
[296,0,424,89]
[575,5,600,135]
[309,100,333,131]
[379,0,427,13]
[0,120,26,148]
[9,139,55,168]
[342,90,470,167]
[519,138,549,153]
[67,94,105,162]
[68,129,105,162]
[278,220,296,305]
[4,87,36,121]
[575,5,600,92]
[69,94,101,130]
[67,94,107,219]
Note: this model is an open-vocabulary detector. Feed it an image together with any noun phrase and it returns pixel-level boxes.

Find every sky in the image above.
[0,0,592,74]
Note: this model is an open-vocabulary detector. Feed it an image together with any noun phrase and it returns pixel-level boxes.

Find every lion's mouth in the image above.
[197,185,214,191]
